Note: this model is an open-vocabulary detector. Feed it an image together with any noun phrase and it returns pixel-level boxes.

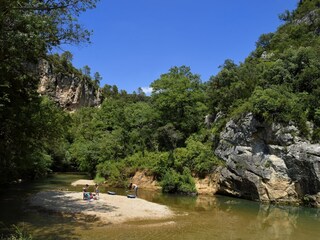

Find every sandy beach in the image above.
[70,179,96,186]
[29,190,174,224]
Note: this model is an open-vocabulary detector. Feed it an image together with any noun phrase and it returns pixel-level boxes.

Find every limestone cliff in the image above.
[214,113,320,206]
[38,59,101,111]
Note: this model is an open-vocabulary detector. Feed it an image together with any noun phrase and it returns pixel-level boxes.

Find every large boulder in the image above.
[215,113,320,205]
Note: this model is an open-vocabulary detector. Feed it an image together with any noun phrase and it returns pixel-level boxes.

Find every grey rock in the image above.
[293,9,319,26]
[215,113,320,206]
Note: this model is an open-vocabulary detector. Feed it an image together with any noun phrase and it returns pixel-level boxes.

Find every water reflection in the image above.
[191,196,320,240]
[104,189,320,240]
[253,205,298,240]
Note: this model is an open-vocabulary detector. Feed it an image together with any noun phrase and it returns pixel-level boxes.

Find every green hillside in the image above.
[207,0,320,140]
[1,0,319,193]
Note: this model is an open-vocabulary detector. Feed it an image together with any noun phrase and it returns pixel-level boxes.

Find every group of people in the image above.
[82,183,100,200]
[82,181,138,200]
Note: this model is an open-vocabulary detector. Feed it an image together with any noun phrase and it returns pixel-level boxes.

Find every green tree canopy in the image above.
[151,66,208,146]
[0,0,98,182]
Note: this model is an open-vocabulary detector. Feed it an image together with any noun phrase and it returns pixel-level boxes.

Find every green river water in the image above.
[0,173,319,240]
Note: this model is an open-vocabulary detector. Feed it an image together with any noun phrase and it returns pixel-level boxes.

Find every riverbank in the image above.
[29,190,174,224]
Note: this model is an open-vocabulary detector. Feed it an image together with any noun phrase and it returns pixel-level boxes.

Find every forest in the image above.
[1,0,320,194]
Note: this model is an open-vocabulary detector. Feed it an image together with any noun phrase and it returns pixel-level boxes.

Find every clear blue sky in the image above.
[59,0,298,94]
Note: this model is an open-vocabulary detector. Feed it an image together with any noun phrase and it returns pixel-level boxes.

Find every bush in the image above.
[96,161,126,187]
[247,86,306,125]
[0,225,32,240]
[173,138,223,178]
[147,151,170,179]
[94,174,105,184]
[160,168,196,194]
[312,127,320,143]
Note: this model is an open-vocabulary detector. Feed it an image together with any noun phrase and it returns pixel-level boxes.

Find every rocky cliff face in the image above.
[215,113,320,206]
[38,60,101,111]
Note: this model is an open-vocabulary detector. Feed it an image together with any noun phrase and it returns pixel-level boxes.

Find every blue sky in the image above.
[59,0,298,94]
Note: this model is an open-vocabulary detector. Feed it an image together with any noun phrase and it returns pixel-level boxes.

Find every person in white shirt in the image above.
[128,182,138,197]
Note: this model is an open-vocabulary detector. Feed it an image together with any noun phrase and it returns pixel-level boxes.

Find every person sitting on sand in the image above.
[83,187,88,200]
[83,184,90,200]
[128,182,138,197]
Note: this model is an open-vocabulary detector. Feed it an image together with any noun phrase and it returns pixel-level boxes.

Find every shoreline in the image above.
[70,179,96,186]
[29,190,174,224]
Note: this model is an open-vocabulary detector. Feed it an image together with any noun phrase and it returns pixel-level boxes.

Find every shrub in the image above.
[173,138,223,178]
[160,168,196,194]
[94,174,105,184]
[0,225,32,240]
[96,161,126,187]
[247,86,306,125]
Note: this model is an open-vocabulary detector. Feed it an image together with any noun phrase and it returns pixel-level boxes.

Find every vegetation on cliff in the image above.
[207,0,320,141]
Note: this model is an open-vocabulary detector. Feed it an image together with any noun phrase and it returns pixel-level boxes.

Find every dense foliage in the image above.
[0,0,98,182]
[207,0,320,141]
[1,0,320,197]
[68,0,320,193]
[67,66,221,192]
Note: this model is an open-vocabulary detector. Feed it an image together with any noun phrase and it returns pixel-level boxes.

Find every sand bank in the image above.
[70,179,96,186]
[29,191,174,224]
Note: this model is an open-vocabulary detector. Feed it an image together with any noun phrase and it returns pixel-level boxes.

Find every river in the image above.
[0,173,319,240]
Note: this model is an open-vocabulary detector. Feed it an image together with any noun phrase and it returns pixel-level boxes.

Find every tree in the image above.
[206,59,240,112]
[0,0,99,182]
[61,51,73,67]
[247,86,306,126]
[82,65,91,78]
[124,102,159,152]
[61,51,73,63]
[278,10,293,22]
[112,85,119,96]
[256,33,274,49]
[151,66,208,145]
[94,72,102,86]
[102,84,112,98]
